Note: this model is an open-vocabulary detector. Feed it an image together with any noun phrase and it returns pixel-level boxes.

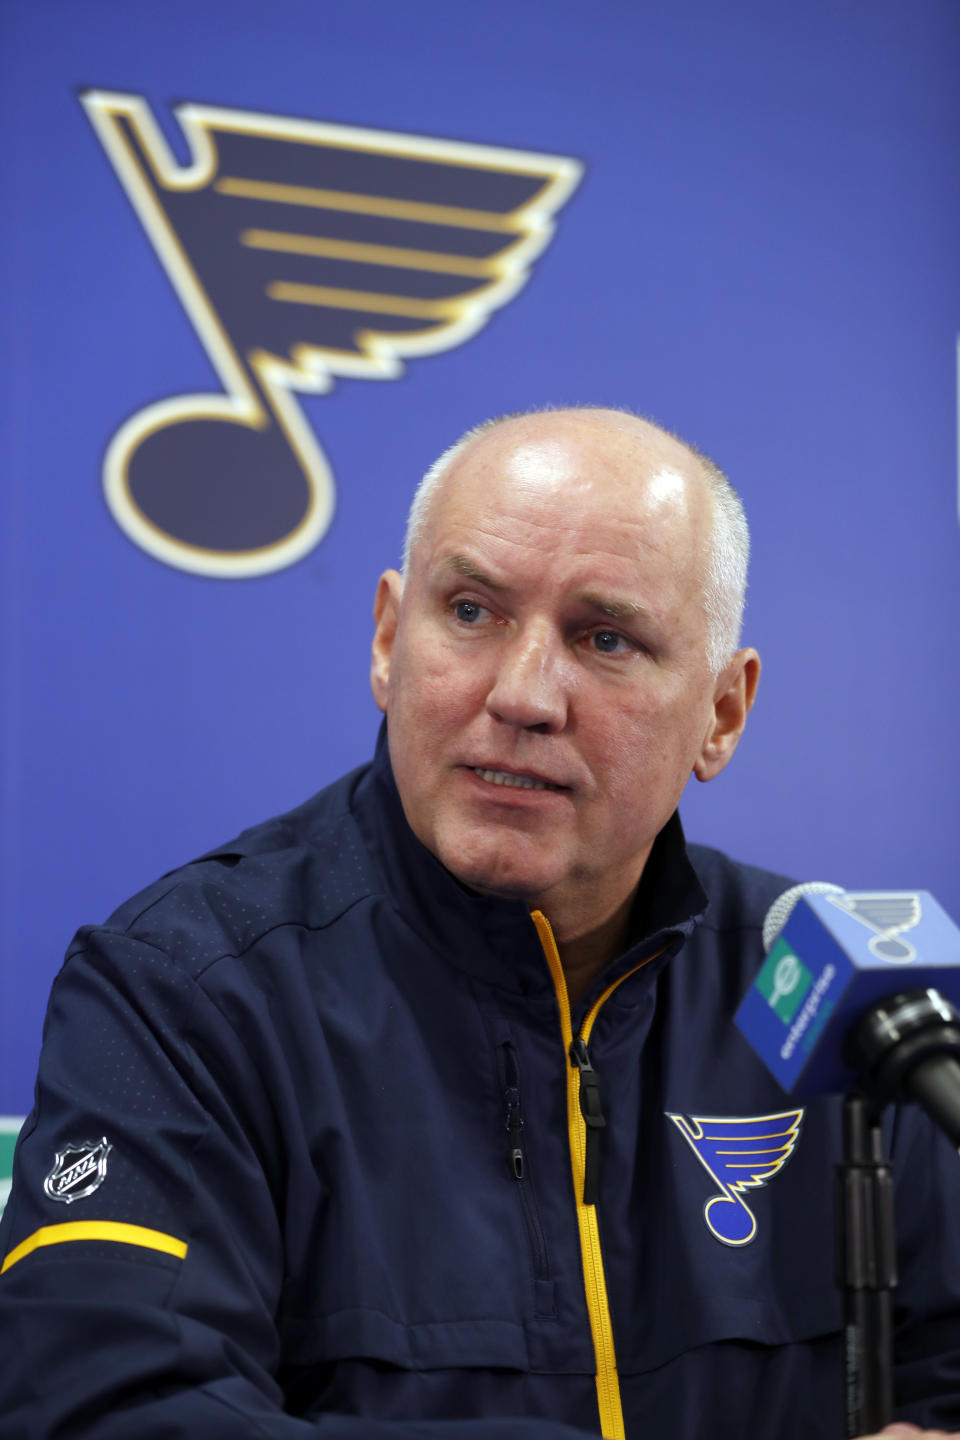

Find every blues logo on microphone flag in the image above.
[668,1110,804,1246]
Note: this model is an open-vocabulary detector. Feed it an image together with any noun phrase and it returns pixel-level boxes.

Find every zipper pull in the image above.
[569,1036,605,1205]
[505,1085,525,1180]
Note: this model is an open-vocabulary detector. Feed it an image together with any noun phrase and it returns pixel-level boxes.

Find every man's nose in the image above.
[485,628,569,733]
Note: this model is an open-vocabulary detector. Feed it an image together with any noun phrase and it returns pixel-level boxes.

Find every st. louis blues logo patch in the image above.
[667,1109,803,1246]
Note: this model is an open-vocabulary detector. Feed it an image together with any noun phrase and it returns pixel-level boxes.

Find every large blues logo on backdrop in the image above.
[80,92,582,578]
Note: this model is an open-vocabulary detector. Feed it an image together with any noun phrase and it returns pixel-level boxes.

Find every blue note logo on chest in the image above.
[667,1109,804,1246]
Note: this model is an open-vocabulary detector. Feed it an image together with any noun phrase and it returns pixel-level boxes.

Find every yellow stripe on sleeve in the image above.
[1,1221,188,1274]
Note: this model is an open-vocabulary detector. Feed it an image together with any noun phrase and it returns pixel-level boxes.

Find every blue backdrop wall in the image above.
[2,0,959,1118]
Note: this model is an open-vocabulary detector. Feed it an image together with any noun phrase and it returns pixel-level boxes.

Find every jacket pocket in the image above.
[500,1039,555,1319]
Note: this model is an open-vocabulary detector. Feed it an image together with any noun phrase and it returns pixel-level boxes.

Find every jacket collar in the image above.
[351,723,708,998]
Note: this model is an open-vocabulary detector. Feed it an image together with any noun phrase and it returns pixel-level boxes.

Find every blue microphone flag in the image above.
[735,891,960,1095]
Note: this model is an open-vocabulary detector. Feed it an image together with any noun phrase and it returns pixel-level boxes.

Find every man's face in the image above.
[371,412,758,938]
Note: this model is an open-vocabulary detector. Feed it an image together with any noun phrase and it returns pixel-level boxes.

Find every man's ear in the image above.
[370,569,404,713]
[693,647,761,783]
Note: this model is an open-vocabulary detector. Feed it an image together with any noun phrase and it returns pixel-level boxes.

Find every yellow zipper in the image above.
[531,910,665,1440]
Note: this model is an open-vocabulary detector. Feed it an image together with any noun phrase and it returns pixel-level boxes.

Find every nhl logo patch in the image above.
[44,1137,112,1204]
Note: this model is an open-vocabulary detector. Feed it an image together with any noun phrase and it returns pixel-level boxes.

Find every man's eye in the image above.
[454,600,485,624]
[592,630,628,654]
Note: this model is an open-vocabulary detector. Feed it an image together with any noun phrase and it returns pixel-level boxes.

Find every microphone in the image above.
[735,883,960,1137]
[736,883,960,1438]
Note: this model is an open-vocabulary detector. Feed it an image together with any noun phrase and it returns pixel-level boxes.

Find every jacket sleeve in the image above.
[0,928,592,1440]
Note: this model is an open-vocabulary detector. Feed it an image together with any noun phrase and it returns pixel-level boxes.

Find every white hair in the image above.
[689,446,751,673]
[402,408,750,673]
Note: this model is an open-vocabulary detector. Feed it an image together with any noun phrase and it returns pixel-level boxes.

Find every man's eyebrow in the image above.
[444,554,510,591]
[578,592,646,622]
[443,561,648,620]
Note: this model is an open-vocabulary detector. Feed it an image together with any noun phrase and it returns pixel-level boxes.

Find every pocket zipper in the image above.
[501,1040,552,1295]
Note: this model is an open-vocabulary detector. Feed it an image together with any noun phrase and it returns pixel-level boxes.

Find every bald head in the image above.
[402,407,750,672]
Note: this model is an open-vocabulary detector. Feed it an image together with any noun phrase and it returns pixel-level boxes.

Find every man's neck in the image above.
[551,892,636,1008]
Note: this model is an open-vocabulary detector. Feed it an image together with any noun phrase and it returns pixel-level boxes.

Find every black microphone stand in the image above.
[838,986,960,1438]
[836,1091,896,1438]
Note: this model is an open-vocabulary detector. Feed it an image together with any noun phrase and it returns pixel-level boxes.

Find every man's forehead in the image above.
[493,408,682,453]
[403,409,714,620]
[444,411,705,506]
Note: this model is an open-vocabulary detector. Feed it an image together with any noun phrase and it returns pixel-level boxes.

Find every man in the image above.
[1,408,958,1438]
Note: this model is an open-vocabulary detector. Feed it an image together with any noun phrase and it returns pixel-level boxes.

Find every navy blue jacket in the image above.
[2,734,960,1438]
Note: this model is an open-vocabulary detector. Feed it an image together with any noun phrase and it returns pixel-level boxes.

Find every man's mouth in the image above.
[470,767,564,792]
